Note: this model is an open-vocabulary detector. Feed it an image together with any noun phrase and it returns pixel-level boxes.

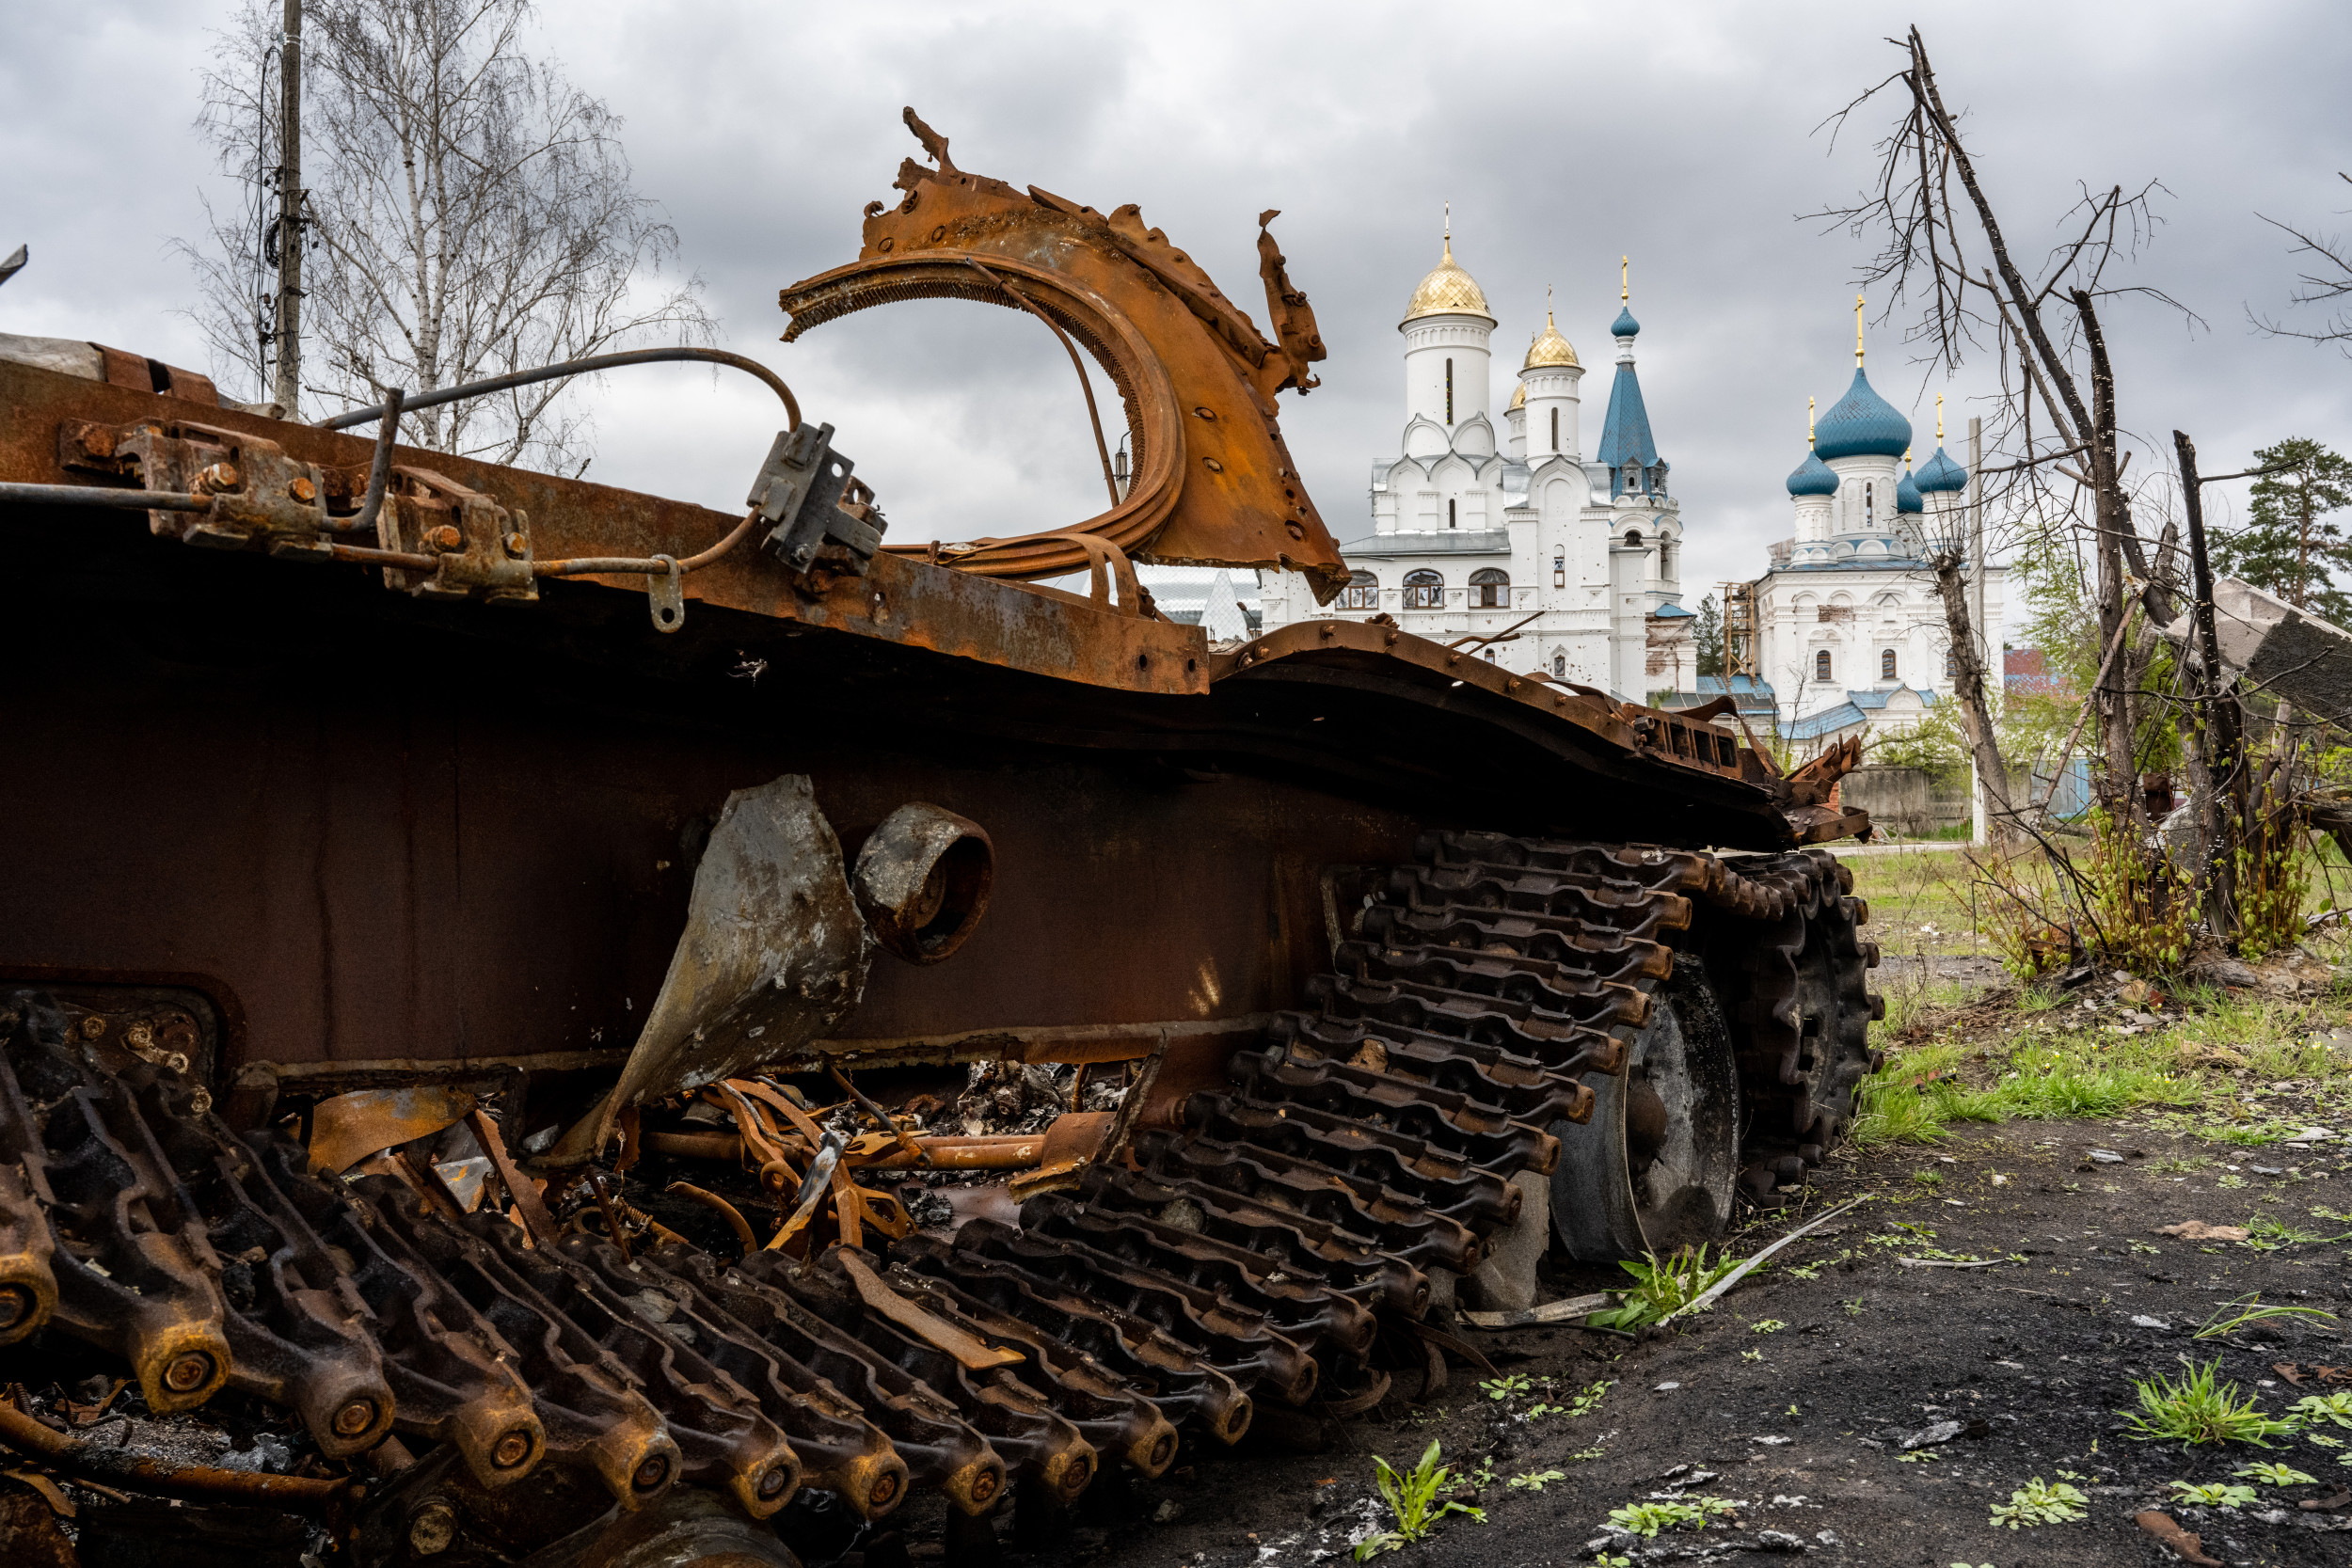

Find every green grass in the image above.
[1847,847,1984,958]
[1355,1441,1484,1560]
[2195,1294,2340,1338]
[2122,1359,2296,1447]
[1585,1248,1741,1329]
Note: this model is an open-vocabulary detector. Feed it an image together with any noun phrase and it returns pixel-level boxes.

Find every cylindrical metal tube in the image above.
[0,1399,359,1519]
[0,483,210,512]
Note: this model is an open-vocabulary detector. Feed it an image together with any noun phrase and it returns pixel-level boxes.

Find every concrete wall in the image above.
[1846,764,2053,836]
[1844,765,1972,837]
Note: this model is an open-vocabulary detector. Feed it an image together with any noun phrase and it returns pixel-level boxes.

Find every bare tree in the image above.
[179,0,713,468]
[2254,172,2352,354]
[1808,26,2200,830]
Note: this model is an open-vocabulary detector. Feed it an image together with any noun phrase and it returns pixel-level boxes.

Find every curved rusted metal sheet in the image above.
[779,111,1348,599]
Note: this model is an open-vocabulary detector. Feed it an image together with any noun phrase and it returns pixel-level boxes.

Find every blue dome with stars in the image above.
[1813,368,1912,461]
[1786,449,1838,497]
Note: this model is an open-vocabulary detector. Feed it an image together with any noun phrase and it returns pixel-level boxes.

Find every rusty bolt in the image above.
[423,525,464,552]
[407,1500,458,1557]
[0,1286,30,1330]
[501,531,529,558]
[332,1399,376,1438]
[632,1454,671,1492]
[756,1465,791,1500]
[969,1471,999,1505]
[868,1473,900,1511]
[79,427,118,458]
[124,1022,153,1051]
[287,476,317,503]
[194,462,242,493]
[188,1087,213,1116]
[79,1016,106,1039]
[490,1430,533,1470]
[162,1351,215,1395]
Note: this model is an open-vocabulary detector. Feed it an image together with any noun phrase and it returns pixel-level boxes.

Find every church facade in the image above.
[1254,238,1687,695]
[1746,349,2005,755]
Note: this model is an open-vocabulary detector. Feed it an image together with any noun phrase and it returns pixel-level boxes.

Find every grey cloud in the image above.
[7,0,2348,626]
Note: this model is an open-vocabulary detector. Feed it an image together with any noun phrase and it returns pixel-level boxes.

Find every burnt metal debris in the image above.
[0,111,1877,1568]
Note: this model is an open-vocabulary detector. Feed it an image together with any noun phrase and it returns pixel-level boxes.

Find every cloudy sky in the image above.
[7,1,2347,629]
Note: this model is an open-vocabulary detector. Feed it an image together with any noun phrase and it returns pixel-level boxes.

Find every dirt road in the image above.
[1039,1120,2352,1568]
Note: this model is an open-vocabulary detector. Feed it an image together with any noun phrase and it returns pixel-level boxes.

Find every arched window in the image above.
[1552,550,1566,587]
[1403,569,1444,610]
[1447,498,1457,529]
[1337,571,1378,610]
[1552,652,1567,678]
[1549,406,1560,452]
[1484,649,1497,662]
[1624,529,1642,547]
[1815,649,1833,682]
[1881,648,1898,680]
[1470,568,1510,609]
[1864,482,1875,528]
[1943,649,1955,680]
[1444,358,1454,424]
[1659,541,1675,578]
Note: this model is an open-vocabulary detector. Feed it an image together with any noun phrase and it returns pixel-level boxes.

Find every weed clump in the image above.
[1989,1476,2089,1528]
[1585,1247,1740,1329]
[1354,1440,1483,1560]
[2122,1359,2295,1447]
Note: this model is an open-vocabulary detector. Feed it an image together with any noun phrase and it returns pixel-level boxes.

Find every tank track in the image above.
[0,840,1877,1557]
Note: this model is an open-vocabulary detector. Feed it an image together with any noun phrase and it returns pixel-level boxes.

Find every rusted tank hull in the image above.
[2,481,1804,1101]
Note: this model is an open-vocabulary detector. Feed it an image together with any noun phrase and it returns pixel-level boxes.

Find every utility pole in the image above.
[1968,414,1988,846]
[272,0,303,419]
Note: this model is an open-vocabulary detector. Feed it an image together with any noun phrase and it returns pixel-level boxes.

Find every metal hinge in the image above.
[373,467,537,605]
[62,419,333,560]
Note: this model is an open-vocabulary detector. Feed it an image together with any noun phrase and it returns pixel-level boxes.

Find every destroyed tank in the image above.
[0,114,1878,1568]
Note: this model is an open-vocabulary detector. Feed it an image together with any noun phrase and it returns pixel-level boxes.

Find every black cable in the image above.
[317,345,799,433]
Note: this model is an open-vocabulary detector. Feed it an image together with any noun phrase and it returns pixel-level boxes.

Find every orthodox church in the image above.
[1743,310,2004,753]
[1254,231,1688,695]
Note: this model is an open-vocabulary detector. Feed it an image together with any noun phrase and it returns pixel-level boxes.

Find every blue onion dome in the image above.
[1896,468,1924,514]
[1786,449,1838,497]
[1813,368,1912,460]
[1612,305,1641,338]
[1915,445,1969,494]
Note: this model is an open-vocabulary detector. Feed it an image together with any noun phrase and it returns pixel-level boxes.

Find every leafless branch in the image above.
[176,0,715,470]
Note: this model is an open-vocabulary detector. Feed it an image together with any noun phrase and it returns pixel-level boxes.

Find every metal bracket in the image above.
[375,467,538,605]
[61,419,332,560]
[748,422,884,574]
[646,555,683,632]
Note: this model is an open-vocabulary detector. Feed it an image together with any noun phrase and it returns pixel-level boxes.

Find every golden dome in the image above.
[1508,383,1527,411]
[1522,309,1579,370]
[1403,236,1492,324]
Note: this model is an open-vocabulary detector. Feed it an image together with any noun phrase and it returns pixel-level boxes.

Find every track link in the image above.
[0,844,1877,1554]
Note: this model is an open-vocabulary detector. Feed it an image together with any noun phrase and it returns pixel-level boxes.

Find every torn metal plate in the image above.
[551,774,870,1164]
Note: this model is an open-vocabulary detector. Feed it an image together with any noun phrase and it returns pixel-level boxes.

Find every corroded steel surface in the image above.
[0,826,1878,1559]
[785,110,1347,594]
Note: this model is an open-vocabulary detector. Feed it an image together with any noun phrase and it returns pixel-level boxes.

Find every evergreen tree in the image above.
[2212,437,2352,623]
[1693,594,1725,679]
